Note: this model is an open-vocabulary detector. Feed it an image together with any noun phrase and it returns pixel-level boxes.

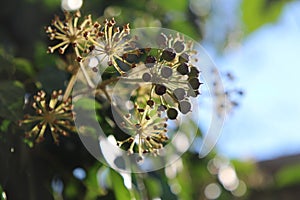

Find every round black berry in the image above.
[155,84,167,95]
[167,108,178,120]
[189,67,200,77]
[179,53,189,63]
[146,55,156,63]
[189,78,201,89]
[177,63,190,75]
[162,48,176,61]
[145,56,156,68]
[147,99,154,107]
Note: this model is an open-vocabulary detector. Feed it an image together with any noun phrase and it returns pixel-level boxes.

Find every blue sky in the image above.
[213,1,300,161]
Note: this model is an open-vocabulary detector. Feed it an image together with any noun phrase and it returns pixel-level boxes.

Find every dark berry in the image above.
[146,55,156,63]
[145,56,156,68]
[177,63,190,75]
[189,78,201,89]
[155,84,167,95]
[167,108,178,120]
[189,67,200,77]
[147,99,154,107]
[179,53,189,63]
[138,108,145,112]
[162,48,176,61]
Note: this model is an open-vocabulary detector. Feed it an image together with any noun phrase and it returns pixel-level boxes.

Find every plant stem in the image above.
[63,73,77,101]
[74,47,95,88]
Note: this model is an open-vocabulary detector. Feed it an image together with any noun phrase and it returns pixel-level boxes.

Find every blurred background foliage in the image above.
[0,0,299,199]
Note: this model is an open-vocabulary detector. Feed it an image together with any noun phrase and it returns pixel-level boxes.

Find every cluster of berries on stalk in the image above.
[19,10,202,156]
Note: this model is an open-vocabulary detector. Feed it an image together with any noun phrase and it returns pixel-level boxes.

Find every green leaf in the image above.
[110,169,131,200]
[0,81,25,120]
[0,120,11,132]
[64,181,79,199]
[144,176,162,199]
[276,163,300,188]
[241,0,291,34]
[153,0,188,11]
[84,164,107,200]
[34,42,58,70]
[0,47,16,77]
[74,97,101,111]
[169,20,199,40]
[13,58,35,76]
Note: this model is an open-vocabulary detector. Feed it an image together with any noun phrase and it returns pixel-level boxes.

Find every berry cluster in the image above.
[20,10,202,155]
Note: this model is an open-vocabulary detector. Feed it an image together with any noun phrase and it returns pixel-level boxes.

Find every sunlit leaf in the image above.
[13,58,35,76]
[74,97,101,111]
[153,0,187,11]
[144,176,162,199]
[64,181,78,199]
[84,164,107,200]
[110,169,131,200]
[169,20,199,40]
[276,163,300,188]
[241,0,292,34]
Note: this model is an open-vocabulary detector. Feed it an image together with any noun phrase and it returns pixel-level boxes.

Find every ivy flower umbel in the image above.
[86,18,138,75]
[116,104,168,158]
[19,90,75,144]
[46,11,101,55]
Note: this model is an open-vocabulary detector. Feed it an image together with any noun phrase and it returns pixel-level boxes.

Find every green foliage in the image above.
[110,170,132,200]
[241,0,292,34]
[13,58,35,76]
[143,176,163,199]
[276,163,300,188]
[0,81,25,121]
[83,165,108,199]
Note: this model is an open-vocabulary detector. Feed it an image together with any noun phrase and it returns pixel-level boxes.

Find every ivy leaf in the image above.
[144,176,163,199]
[75,97,101,110]
[110,169,131,200]
[0,81,25,121]
[276,163,300,188]
[13,57,35,77]
[83,164,107,200]
[241,0,292,34]
[153,0,187,11]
